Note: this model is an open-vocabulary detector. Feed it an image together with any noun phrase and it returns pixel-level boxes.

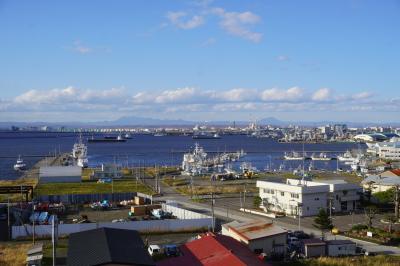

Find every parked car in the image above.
[288,236,300,247]
[148,245,162,256]
[164,244,179,257]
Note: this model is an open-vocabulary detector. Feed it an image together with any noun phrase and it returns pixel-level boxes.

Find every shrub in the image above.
[351,224,368,231]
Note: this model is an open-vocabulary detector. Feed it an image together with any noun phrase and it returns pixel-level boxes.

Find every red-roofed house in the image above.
[381,169,400,178]
[157,233,267,266]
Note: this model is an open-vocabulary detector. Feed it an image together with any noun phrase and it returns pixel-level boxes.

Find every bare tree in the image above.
[364,206,378,229]
[385,214,397,233]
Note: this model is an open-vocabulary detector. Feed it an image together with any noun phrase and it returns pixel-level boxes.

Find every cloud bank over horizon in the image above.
[1,85,397,122]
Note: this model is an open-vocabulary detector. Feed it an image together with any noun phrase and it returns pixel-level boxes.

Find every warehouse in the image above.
[39,166,82,183]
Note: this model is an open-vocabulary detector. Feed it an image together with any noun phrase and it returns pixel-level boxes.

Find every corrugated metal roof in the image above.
[40,166,82,177]
[223,220,287,241]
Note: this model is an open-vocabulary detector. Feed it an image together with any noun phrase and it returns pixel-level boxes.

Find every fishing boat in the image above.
[192,132,221,139]
[311,152,332,161]
[14,155,27,171]
[284,151,304,160]
[88,135,127,143]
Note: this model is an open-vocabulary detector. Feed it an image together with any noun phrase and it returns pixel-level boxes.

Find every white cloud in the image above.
[261,87,304,101]
[165,4,262,43]
[3,86,394,121]
[312,88,331,101]
[211,8,262,43]
[155,87,196,103]
[214,88,257,102]
[166,11,204,30]
[277,55,290,62]
[352,91,373,100]
[72,40,91,54]
[14,86,125,105]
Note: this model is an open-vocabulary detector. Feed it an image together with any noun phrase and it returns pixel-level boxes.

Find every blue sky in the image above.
[0,0,399,122]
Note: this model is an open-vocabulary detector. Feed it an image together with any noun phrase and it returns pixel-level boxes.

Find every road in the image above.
[157,179,400,256]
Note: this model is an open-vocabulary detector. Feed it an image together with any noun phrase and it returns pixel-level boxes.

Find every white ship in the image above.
[72,135,88,168]
[14,155,26,171]
[337,150,357,163]
[181,143,208,176]
[311,152,331,161]
[284,151,304,160]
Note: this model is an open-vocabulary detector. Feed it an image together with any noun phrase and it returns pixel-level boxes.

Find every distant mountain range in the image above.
[0,116,399,128]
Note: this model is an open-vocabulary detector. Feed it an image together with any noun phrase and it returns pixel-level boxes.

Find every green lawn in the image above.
[35,179,155,196]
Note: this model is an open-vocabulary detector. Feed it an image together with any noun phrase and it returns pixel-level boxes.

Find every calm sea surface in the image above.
[0,132,361,180]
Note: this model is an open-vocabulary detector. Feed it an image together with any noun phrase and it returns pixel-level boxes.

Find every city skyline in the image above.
[0,0,399,122]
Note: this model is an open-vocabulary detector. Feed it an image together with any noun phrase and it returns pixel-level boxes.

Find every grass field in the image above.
[273,255,400,266]
[0,241,31,266]
[35,179,155,196]
[163,177,258,195]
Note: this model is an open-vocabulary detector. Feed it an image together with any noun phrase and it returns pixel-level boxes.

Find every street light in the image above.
[297,203,303,231]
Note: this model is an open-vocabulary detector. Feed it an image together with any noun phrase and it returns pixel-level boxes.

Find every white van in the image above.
[148,245,162,256]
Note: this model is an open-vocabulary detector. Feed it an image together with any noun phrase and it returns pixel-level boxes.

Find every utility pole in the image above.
[211,192,215,232]
[392,185,398,218]
[32,205,36,245]
[52,216,58,266]
[7,197,10,240]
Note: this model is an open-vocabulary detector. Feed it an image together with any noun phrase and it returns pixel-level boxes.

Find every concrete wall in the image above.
[327,243,356,257]
[12,219,212,239]
[12,203,212,239]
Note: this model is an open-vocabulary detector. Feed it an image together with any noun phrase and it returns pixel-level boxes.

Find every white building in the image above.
[221,220,287,255]
[257,179,361,217]
[39,166,82,183]
[372,141,400,160]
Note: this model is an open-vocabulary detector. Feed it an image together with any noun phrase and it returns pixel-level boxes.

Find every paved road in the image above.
[157,180,400,256]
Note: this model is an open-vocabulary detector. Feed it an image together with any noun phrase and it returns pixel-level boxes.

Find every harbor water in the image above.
[0,132,361,180]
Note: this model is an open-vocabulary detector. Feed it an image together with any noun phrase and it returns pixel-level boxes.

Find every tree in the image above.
[385,214,397,234]
[373,188,395,204]
[253,196,262,208]
[313,208,333,239]
[364,205,378,229]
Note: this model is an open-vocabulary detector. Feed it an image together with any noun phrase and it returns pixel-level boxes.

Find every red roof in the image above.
[390,169,400,176]
[157,234,268,266]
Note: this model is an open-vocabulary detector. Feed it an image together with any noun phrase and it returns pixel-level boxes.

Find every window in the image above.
[343,190,348,196]
[291,193,299,199]
[315,197,319,201]
[281,191,285,196]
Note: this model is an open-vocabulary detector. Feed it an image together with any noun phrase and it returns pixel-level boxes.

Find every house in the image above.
[221,220,287,255]
[362,174,400,193]
[67,227,155,266]
[326,240,356,257]
[381,169,400,178]
[257,179,361,217]
[39,166,81,184]
[157,233,266,266]
[301,239,326,258]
